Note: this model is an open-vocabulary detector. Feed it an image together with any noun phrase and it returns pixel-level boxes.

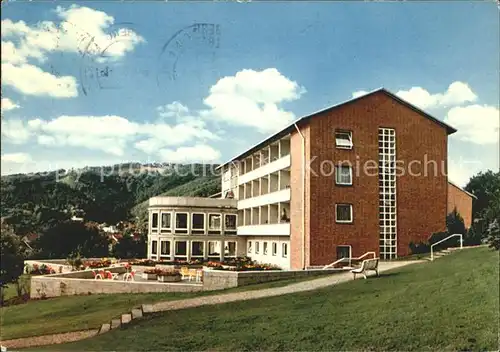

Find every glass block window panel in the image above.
[378,128,397,259]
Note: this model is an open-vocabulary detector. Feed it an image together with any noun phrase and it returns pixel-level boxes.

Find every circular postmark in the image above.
[156,23,221,89]
[78,21,145,96]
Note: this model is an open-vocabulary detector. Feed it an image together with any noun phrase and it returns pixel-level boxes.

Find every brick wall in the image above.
[447,182,473,228]
[304,91,448,265]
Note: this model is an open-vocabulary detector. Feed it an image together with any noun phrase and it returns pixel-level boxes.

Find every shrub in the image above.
[409,241,430,255]
[157,270,181,277]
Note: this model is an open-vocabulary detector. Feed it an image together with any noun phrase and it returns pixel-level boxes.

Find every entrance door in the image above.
[336,245,351,260]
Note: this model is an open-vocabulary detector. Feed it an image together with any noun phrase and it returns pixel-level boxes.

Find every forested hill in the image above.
[0,163,221,236]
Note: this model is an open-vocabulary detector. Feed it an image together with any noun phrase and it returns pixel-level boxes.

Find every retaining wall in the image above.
[202,268,347,290]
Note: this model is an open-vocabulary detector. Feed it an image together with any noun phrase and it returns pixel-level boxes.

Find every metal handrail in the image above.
[323,251,376,270]
[430,233,463,261]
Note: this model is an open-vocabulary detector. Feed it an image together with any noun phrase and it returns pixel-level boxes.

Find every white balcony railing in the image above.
[237,188,290,210]
[238,155,291,185]
[237,223,290,236]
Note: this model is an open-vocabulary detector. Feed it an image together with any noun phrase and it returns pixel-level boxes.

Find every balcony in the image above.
[237,188,290,210]
[237,223,290,236]
[238,155,291,185]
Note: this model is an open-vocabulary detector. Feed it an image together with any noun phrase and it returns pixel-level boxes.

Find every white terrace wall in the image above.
[202,268,346,291]
[30,267,202,298]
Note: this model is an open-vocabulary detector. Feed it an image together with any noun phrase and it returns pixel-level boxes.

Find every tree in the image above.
[446,208,466,237]
[34,221,110,258]
[0,224,24,292]
[465,170,500,221]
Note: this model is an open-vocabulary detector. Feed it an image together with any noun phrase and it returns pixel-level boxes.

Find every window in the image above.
[282,243,288,258]
[208,214,222,234]
[225,241,236,257]
[175,213,188,233]
[335,165,353,185]
[336,204,353,223]
[192,213,205,234]
[151,240,158,255]
[255,241,260,254]
[336,245,351,260]
[175,241,187,256]
[208,241,220,257]
[224,214,237,233]
[272,242,277,256]
[160,240,170,256]
[191,241,204,257]
[161,212,171,229]
[247,241,252,254]
[263,242,268,255]
[335,130,353,149]
[151,213,158,230]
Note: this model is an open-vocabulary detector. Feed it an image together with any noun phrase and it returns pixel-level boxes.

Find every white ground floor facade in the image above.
[147,235,291,269]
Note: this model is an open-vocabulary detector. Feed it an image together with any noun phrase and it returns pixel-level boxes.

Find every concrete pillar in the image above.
[169,240,175,261]
[220,240,225,262]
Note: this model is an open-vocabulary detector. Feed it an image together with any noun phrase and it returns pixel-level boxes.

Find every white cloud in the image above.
[352,90,369,99]
[1,152,32,163]
[2,63,78,98]
[157,102,189,119]
[1,5,144,98]
[1,6,144,65]
[396,81,477,110]
[445,105,499,145]
[1,119,32,144]
[1,97,20,112]
[157,144,221,163]
[2,113,219,157]
[199,68,306,133]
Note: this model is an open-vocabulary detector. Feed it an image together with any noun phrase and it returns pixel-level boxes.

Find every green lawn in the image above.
[49,247,498,351]
[1,275,31,301]
[1,274,327,340]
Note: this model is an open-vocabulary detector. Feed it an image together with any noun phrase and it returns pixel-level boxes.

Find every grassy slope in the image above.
[55,247,499,351]
[1,275,322,340]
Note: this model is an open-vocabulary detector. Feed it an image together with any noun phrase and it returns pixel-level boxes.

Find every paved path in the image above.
[149,260,422,312]
[1,260,423,349]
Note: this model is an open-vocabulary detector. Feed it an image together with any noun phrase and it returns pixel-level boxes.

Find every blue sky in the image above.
[1,2,498,186]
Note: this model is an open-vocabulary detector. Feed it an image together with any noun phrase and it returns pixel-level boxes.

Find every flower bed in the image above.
[25,264,56,275]
[128,258,204,267]
[79,259,114,270]
[157,270,182,282]
[204,258,281,271]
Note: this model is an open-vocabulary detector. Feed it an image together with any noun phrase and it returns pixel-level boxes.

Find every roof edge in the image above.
[217,87,458,169]
[448,180,477,199]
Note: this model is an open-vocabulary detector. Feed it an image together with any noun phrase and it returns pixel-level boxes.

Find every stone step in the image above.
[110,319,121,330]
[99,323,110,334]
[131,308,143,319]
[141,304,154,314]
[121,313,132,325]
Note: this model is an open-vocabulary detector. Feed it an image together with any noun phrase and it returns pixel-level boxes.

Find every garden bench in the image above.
[351,258,379,280]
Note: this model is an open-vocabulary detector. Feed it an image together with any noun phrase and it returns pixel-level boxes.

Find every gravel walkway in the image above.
[150,260,422,312]
[1,329,99,349]
[1,260,422,350]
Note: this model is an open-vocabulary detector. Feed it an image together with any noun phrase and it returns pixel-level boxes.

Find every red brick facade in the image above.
[447,182,474,228]
[289,91,449,268]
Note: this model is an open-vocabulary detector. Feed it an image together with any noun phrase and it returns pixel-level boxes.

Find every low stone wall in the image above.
[202,268,347,291]
[31,276,202,299]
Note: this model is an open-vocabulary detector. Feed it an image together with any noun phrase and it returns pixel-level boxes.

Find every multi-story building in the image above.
[147,197,245,262]
[219,88,461,270]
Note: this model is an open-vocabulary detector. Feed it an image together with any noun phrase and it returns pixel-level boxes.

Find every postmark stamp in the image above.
[156,23,221,88]
[78,21,144,96]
